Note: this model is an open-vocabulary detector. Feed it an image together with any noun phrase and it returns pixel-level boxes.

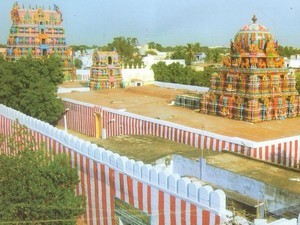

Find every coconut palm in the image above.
[185,43,197,66]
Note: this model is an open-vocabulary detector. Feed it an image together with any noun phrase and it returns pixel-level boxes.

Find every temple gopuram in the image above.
[89,51,122,89]
[176,16,299,122]
[6,2,73,79]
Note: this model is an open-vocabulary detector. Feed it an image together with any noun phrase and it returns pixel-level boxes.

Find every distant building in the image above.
[89,50,122,89]
[74,49,93,69]
[288,54,300,68]
[5,2,72,79]
[142,55,185,69]
[195,52,206,63]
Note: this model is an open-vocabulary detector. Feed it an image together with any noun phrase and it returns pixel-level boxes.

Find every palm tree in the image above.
[185,43,196,66]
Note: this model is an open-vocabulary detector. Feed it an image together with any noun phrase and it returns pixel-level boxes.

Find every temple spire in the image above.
[252,15,257,23]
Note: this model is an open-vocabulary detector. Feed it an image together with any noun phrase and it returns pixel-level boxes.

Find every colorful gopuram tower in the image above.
[89,50,122,89]
[203,16,299,122]
[6,2,72,79]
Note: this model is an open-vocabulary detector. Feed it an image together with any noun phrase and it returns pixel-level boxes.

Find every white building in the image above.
[73,48,186,87]
[142,55,185,69]
[288,54,300,68]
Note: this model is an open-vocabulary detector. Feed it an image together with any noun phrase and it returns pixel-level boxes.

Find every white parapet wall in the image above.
[154,81,209,92]
[0,104,232,225]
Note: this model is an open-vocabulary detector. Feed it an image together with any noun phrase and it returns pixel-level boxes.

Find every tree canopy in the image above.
[0,122,85,224]
[0,56,65,125]
[101,36,141,65]
[151,62,212,87]
[74,58,83,69]
[278,46,300,57]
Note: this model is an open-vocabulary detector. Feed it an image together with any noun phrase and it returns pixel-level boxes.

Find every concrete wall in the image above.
[173,155,300,215]
[173,155,201,179]
[0,104,230,225]
[154,81,209,93]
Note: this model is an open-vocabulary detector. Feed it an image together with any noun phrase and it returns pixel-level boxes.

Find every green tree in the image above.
[152,61,170,82]
[103,36,140,65]
[152,61,212,87]
[69,45,92,53]
[0,122,85,224]
[74,58,83,69]
[0,56,65,125]
[171,46,186,60]
[171,43,203,65]
[278,45,300,57]
[148,42,156,49]
[203,47,229,63]
[185,43,196,66]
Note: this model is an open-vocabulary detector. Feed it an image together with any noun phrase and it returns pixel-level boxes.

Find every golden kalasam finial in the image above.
[252,15,257,23]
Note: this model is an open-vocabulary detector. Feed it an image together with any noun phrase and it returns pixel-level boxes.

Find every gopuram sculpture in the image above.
[202,16,299,122]
[6,2,72,79]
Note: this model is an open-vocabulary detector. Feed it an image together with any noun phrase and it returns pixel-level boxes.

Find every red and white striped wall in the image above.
[61,99,300,169]
[0,104,229,225]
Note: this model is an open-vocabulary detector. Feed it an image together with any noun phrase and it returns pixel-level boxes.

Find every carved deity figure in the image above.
[234,40,242,53]
[275,57,284,68]
[11,2,20,24]
[266,58,275,68]
[265,39,276,55]
[222,56,231,67]
[257,58,266,68]
[249,43,259,54]
[232,58,241,67]
[241,58,250,68]
[235,96,243,106]
[250,57,258,67]
[221,107,229,116]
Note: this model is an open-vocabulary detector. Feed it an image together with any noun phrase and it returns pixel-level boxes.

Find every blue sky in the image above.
[1,0,300,47]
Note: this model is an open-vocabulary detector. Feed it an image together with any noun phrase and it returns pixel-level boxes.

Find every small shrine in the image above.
[206,16,299,122]
[176,16,299,122]
[6,2,72,79]
[89,51,122,89]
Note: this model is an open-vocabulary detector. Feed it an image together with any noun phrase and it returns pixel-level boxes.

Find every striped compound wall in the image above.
[62,98,300,169]
[0,104,231,225]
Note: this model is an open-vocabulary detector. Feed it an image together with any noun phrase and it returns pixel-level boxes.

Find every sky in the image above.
[1,0,300,47]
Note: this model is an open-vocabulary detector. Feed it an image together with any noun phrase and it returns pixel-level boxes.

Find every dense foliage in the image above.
[101,36,141,65]
[151,62,212,87]
[74,58,83,69]
[169,43,229,65]
[69,44,92,53]
[0,122,85,224]
[0,56,65,125]
[278,46,300,57]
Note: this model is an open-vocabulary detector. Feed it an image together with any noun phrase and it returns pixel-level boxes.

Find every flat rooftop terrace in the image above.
[206,152,300,196]
[58,83,300,142]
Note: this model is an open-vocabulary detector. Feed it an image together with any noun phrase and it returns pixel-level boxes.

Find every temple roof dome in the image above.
[232,15,277,56]
[240,23,269,32]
